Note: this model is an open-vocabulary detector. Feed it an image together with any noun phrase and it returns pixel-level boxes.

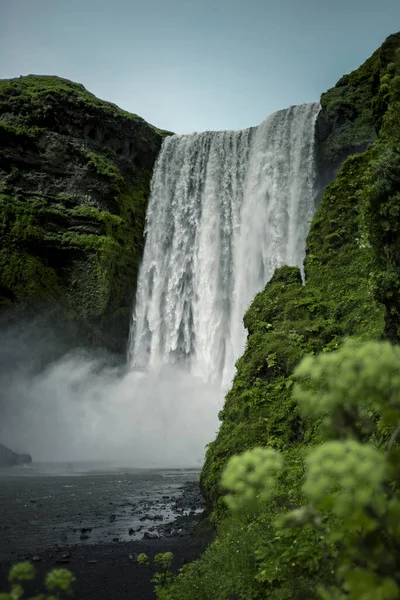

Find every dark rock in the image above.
[109,514,116,523]
[0,443,32,466]
[313,35,400,198]
[56,558,70,564]
[142,532,159,540]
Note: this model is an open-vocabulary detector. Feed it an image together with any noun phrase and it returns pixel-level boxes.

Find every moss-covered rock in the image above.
[0,75,172,353]
[315,31,400,192]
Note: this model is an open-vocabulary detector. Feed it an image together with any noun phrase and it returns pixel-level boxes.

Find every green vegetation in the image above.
[316,32,400,177]
[158,340,400,600]
[138,552,176,588]
[1,75,140,130]
[0,561,75,599]
[0,74,169,351]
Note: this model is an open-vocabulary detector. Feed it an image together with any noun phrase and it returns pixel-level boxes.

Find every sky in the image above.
[0,0,399,135]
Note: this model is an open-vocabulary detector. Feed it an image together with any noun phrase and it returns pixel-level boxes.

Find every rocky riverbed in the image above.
[0,464,212,599]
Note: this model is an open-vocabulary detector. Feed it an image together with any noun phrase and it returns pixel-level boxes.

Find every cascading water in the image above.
[130,103,320,388]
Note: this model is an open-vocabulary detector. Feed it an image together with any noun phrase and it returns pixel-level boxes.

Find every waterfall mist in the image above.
[0,321,220,466]
[0,103,319,466]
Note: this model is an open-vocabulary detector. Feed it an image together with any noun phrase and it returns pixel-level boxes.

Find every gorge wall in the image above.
[0,75,171,354]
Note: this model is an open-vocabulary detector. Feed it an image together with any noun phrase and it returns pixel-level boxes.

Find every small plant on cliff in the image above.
[137,552,175,588]
[0,561,75,599]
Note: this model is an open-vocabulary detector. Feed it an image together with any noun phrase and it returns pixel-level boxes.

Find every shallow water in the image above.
[0,463,201,559]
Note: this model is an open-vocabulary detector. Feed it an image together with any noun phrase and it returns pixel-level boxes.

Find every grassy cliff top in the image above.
[317,32,400,166]
[0,74,172,137]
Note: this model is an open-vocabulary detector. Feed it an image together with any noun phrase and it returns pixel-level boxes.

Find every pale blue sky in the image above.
[0,0,399,134]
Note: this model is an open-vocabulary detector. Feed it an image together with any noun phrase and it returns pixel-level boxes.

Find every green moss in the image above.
[0,170,149,348]
[85,152,125,191]
[0,72,167,351]
[0,75,172,137]
[317,32,400,169]
[0,74,140,122]
[0,119,43,139]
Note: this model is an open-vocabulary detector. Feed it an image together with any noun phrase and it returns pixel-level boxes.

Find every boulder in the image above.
[0,443,32,466]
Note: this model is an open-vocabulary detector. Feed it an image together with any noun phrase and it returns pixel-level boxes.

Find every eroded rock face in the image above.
[0,75,172,353]
[0,443,32,466]
[315,32,400,196]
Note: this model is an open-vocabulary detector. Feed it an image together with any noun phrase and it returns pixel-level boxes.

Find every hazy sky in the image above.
[1,0,399,134]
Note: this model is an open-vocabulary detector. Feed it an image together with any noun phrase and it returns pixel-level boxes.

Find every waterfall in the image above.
[129,103,320,387]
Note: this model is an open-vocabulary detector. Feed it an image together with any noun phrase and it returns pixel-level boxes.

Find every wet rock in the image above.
[142,532,159,540]
[128,528,134,535]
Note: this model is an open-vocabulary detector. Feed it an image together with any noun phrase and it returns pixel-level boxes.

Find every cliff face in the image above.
[0,75,171,353]
[0,443,31,466]
[315,33,400,193]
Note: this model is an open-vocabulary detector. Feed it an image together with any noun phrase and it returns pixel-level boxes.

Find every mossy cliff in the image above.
[202,31,400,512]
[158,32,400,600]
[0,75,171,352]
[315,32,400,191]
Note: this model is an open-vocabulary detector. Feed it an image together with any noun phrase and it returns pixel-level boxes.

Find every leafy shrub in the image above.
[0,562,75,599]
[158,340,400,599]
